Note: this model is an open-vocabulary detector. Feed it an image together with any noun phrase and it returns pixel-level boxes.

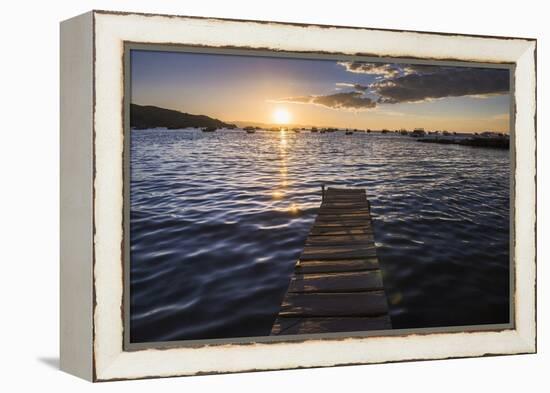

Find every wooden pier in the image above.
[270,187,392,335]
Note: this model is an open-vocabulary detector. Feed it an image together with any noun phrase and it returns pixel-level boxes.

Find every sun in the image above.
[273,108,292,125]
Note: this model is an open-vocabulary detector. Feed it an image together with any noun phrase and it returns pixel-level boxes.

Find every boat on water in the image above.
[202,127,217,132]
[243,126,256,134]
[311,127,319,133]
[410,128,426,137]
[345,130,353,135]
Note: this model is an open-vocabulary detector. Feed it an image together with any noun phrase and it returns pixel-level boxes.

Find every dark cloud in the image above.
[372,67,510,104]
[272,64,509,111]
[275,91,376,110]
[338,61,401,78]
[401,64,445,75]
[335,82,369,91]
[339,61,453,78]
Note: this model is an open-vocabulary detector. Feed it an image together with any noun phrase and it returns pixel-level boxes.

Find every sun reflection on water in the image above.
[289,203,300,214]
[270,129,300,214]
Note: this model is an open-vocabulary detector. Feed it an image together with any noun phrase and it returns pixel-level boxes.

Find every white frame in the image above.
[60,10,536,382]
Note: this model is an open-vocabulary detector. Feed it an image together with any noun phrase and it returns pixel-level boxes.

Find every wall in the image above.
[0,0,546,391]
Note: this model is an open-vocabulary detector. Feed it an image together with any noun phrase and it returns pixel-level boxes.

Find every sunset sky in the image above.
[131,50,511,133]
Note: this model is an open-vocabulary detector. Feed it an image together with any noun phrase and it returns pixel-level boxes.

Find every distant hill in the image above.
[130,104,236,129]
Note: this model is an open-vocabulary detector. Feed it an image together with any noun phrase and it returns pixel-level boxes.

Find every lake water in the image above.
[129,129,510,343]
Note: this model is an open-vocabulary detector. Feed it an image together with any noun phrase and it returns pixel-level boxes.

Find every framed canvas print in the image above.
[60,10,537,381]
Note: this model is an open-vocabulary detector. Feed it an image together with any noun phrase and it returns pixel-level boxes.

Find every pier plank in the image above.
[309,227,372,236]
[270,187,391,335]
[321,203,369,208]
[288,271,383,293]
[311,221,370,228]
[271,316,392,335]
[279,291,388,317]
[318,209,368,213]
[316,212,371,219]
[296,258,379,274]
[301,242,376,258]
[305,234,375,245]
[323,198,366,203]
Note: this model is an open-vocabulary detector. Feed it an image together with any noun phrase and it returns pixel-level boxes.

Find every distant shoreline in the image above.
[131,103,508,136]
[132,125,510,150]
[417,135,509,149]
[131,103,509,149]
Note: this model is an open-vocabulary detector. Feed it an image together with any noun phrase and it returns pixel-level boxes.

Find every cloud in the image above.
[271,64,509,112]
[274,91,376,110]
[400,64,443,75]
[338,61,401,78]
[335,82,369,91]
[372,67,510,104]
[339,62,453,77]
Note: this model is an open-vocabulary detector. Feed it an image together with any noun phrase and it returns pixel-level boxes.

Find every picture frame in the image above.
[60,10,536,381]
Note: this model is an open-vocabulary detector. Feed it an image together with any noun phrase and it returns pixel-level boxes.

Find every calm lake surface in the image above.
[129,129,510,343]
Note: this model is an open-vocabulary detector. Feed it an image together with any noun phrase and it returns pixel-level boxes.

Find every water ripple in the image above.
[130,129,509,342]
